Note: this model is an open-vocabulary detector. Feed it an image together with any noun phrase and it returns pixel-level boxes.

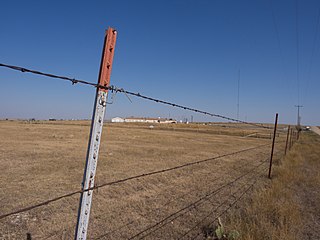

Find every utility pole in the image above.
[294,105,303,129]
[75,28,117,240]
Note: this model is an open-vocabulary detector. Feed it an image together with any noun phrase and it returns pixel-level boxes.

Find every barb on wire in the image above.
[115,88,272,129]
[0,63,97,87]
[107,86,133,104]
[0,63,271,129]
[106,89,118,104]
[0,144,270,221]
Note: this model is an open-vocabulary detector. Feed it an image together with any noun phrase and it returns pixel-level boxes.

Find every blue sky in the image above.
[0,0,319,125]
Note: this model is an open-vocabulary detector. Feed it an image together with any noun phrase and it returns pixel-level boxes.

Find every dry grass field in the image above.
[0,120,286,239]
[225,131,320,240]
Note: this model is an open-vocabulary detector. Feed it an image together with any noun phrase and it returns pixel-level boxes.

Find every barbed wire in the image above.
[160,148,271,207]
[179,165,268,239]
[0,62,294,239]
[100,143,284,239]
[128,159,268,239]
[94,149,272,239]
[0,144,270,221]
[0,63,272,129]
[189,174,264,240]
[0,63,98,87]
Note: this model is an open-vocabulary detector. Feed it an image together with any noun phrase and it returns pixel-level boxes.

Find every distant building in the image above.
[111,117,125,123]
[125,117,157,123]
[111,117,176,124]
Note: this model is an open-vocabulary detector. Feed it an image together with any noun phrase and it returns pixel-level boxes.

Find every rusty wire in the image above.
[0,144,270,221]
[0,63,272,129]
[179,165,268,239]
[189,167,267,240]
[127,159,268,239]
[94,149,272,239]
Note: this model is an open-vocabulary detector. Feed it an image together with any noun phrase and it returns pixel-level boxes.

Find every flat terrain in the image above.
[0,120,285,239]
[225,131,320,240]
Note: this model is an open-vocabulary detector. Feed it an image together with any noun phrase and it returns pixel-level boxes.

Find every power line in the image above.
[0,63,272,129]
[296,0,300,105]
[0,144,270,221]
[237,69,240,120]
[303,6,320,104]
[270,0,289,87]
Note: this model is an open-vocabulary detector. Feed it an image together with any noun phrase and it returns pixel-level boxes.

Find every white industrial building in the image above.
[111,117,125,123]
[111,117,176,124]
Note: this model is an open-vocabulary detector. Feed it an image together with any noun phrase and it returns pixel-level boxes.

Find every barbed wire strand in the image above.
[129,160,269,240]
[101,145,283,240]
[136,164,268,240]
[95,220,135,240]
[93,149,272,239]
[179,165,268,239]
[0,63,272,129]
[160,149,271,208]
[128,159,268,240]
[190,170,265,240]
[0,144,270,221]
[140,164,270,240]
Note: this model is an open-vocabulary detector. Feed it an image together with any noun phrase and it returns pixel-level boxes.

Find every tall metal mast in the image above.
[294,105,303,128]
[237,69,240,120]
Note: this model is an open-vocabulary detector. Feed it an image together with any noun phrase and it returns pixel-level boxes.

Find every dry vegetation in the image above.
[0,120,288,239]
[224,131,320,240]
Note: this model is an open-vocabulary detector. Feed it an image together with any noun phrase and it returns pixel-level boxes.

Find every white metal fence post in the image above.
[75,27,117,240]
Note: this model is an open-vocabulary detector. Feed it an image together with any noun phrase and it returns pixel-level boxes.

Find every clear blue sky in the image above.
[0,0,319,125]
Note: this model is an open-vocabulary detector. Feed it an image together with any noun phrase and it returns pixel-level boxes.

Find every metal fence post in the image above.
[284,125,290,155]
[268,113,278,179]
[75,27,117,240]
[289,128,293,150]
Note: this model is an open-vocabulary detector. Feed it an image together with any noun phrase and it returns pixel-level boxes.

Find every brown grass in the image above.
[0,120,286,239]
[224,131,320,240]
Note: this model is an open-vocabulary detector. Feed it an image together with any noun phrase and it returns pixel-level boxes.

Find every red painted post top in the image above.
[98,27,117,92]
